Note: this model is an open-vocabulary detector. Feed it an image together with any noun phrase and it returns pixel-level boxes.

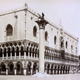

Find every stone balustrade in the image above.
[44,46,79,66]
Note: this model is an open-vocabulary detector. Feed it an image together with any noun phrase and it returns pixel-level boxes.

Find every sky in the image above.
[0,0,80,54]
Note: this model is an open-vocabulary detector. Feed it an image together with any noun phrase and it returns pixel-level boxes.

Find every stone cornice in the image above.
[0,4,78,42]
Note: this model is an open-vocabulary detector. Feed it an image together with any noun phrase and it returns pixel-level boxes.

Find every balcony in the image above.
[45,46,79,65]
[0,55,39,61]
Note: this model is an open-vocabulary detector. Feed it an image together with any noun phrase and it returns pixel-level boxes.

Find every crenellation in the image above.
[64,30,78,41]
[45,17,59,30]
[14,8,17,12]
[4,10,7,14]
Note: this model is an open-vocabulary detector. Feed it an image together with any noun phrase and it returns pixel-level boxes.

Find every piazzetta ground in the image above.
[0,74,80,80]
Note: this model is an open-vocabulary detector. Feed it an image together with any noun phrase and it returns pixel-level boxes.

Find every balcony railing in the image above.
[0,55,39,61]
[45,46,79,63]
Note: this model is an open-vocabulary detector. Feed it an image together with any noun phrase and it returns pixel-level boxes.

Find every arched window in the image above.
[1,63,6,71]
[61,41,63,48]
[71,45,73,53]
[45,31,48,41]
[54,36,56,45]
[17,64,20,72]
[33,26,37,37]
[76,47,77,54]
[66,41,68,49]
[6,24,13,36]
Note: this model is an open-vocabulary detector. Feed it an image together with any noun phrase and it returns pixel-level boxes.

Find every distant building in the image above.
[0,3,79,75]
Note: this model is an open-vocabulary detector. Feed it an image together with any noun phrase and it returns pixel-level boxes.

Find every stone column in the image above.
[6,52,8,59]
[19,52,21,59]
[69,66,72,74]
[49,64,51,74]
[28,47,30,57]
[31,62,33,75]
[38,28,45,73]
[2,53,4,60]
[10,52,12,59]
[23,61,27,75]
[0,67,1,75]
[24,52,26,59]
[34,53,35,58]
[14,68,16,75]
[6,68,8,75]
[15,52,16,59]
[23,68,26,75]
[15,47,16,59]
[35,13,48,74]
[45,64,47,74]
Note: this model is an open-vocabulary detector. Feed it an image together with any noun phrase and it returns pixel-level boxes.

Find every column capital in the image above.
[35,13,48,30]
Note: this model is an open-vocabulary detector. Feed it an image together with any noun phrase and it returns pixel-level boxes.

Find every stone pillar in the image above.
[15,52,16,59]
[49,64,51,74]
[69,66,72,74]
[6,68,8,75]
[23,68,26,75]
[14,68,16,75]
[34,53,35,58]
[31,62,33,75]
[45,64,47,74]
[35,13,48,74]
[0,67,1,75]
[31,51,32,58]
[6,52,8,59]
[23,61,27,75]
[39,28,45,73]
[24,52,26,59]
[19,52,21,59]
[28,51,30,57]
[62,70,63,74]
[10,52,12,59]
[2,53,4,60]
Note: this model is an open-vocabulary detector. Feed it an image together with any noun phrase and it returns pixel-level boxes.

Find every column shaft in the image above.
[19,52,21,59]
[14,69,16,75]
[6,68,8,75]
[15,52,16,59]
[39,29,45,73]
[24,52,26,59]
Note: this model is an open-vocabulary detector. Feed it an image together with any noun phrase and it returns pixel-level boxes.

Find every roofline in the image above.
[0,4,78,42]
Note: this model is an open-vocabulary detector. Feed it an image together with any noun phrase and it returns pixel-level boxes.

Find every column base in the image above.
[32,72,50,78]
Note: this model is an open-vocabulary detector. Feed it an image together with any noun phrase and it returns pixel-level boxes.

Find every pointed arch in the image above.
[45,31,48,41]
[1,62,6,72]
[54,36,56,45]
[33,26,37,37]
[6,24,13,36]
[66,41,68,49]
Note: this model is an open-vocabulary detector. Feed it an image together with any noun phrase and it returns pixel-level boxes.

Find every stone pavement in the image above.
[0,74,80,80]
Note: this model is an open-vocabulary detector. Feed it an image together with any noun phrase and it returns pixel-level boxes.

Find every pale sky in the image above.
[0,0,80,55]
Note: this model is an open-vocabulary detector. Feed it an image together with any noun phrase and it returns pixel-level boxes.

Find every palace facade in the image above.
[0,3,79,75]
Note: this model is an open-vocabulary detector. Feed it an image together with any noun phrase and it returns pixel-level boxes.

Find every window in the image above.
[61,41,63,48]
[17,64,20,72]
[54,36,56,45]
[45,31,48,41]
[76,47,77,54]
[1,63,6,71]
[6,24,13,36]
[71,45,73,53]
[33,26,37,37]
[10,64,14,72]
[66,41,68,49]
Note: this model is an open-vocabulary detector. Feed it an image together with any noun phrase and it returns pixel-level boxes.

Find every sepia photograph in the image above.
[0,0,80,80]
